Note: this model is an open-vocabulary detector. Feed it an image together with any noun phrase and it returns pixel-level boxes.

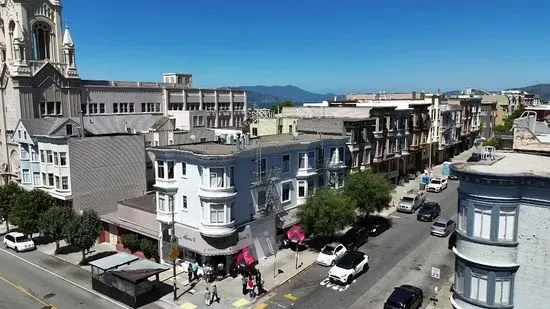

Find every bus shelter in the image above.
[89,253,170,308]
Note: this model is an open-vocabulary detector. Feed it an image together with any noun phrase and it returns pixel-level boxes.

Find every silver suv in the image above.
[397,190,426,213]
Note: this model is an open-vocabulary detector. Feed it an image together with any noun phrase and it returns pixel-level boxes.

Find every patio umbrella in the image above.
[286,225,306,243]
[236,247,255,267]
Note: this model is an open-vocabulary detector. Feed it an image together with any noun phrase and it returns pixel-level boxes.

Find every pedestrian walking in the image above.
[192,261,199,281]
[247,277,256,299]
[211,283,220,303]
[204,287,211,306]
[241,274,248,295]
[255,271,264,295]
[187,262,193,282]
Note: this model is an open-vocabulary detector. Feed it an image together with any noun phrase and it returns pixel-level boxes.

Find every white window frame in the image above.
[32,172,40,186]
[61,176,69,190]
[455,264,464,293]
[470,273,488,303]
[298,152,306,169]
[209,203,226,224]
[209,167,225,188]
[494,277,511,305]
[158,194,166,212]
[46,150,53,164]
[458,199,468,232]
[59,152,67,166]
[182,195,187,209]
[281,182,291,203]
[473,205,491,239]
[282,154,290,173]
[20,144,29,160]
[498,207,516,241]
[53,151,58,166]
[307,151,315,169]
[31,149,39,162]
[181,162,187,177]
[21,169,30,183]
[297,180,306,198]
[157,161,165,179]
[167,161,175,179]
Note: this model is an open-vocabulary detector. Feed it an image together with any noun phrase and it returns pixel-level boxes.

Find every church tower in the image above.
[0,0,78,77]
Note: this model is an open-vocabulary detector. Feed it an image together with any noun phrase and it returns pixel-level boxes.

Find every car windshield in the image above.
[15,236,29,242]
[434,222,447,228]
[430,180,441,184]
[322,246,335,255]
[401,197,414,203]
[419,206,433,213]
[336,254,359,269]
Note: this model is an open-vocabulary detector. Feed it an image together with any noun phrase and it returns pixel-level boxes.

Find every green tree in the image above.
[38,206,75,253]
[503,106,526,132]
[494,124,508,134]
[11,189,55,235]
[0,182,24,232]
[121,233,140,252]
[483,137,501,149]
[343,170,393,215]
[140,238,158,259]
[270,100,293,114]
[297,188,356,239]
[65,209,102,263]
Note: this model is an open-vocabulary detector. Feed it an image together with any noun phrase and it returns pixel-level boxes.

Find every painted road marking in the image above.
[269,301,288,308]
[179,302,197,309]
[232,298,251,307]
[284,293,297,301]
[0,275,56,308]
[254,303,268,309]
[319,277,353,292]
[0,247,129,308]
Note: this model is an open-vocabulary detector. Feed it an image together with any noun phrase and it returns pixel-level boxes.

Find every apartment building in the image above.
[479,101,497,139]
[247,109,298,137]
[447,96,482,151]
[148,133,347,268]
[0,0,247,183]
[450,152,550,309]
[438,104,462,161]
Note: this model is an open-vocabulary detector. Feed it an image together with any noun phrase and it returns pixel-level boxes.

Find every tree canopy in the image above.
[482,136,501,149]
[270,100,293,114]
[0,182,24,232]
[496,106,526,134]
[65,209,102,263]
[38,206,75,253]
[343,170,392,215]
[11,189,56,235]
[297,188,356,239]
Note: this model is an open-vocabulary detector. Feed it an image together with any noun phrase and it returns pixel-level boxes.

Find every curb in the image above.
[251,261,315,304]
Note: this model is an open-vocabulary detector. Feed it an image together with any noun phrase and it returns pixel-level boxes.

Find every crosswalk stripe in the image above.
[284,293,297,301]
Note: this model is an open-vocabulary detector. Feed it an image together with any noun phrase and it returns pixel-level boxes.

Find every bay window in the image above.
[473,205,491,239]
[61,177,69,190]
[281,182,291,202]
[157,161,165,179]
[46,150,53,163]
[494,277,512,305]
[53,152,58,165]
[158,195,166,212]
[167,161,174,179]
[20,145,29,159]
[454,264,464,293]
[210,204,226,224]
[209,168,225,188]
[470,273,488,303]
[307,151,314,169]
[282,154,290,172]
[60,152,67,166]
[298,181,306,198]
[22,169,30,183]
[458,199,468,232]
[229,166,235,187]
[299,153,306,169]
[498,207,516,241]
[31,149,39,162]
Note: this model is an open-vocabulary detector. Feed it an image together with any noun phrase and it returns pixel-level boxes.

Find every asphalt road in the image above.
[0,247,130,309]
[263,181,459,309]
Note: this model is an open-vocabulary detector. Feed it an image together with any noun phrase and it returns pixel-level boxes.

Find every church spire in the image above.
[62,26,74,47]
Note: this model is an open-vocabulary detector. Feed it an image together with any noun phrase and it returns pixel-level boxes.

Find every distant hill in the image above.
[226,85,339,108]
[516,84,550,100]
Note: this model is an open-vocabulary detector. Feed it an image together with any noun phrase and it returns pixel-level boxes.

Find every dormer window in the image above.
[66,124,73,136]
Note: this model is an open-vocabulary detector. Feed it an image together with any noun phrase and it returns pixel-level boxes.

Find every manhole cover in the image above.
[43,293,55,299]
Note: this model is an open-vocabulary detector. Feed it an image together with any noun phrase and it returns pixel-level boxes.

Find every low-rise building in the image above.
[450,152,550,309]
[512,111,550,153]
[149,133,347,267]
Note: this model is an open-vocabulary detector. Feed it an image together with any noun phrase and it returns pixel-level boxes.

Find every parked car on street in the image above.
[359,216,391,237]
[328,251,369,285]
[397,190,426,213]
[340,226,368,250]
[431,218,456,237]
[316,243,347,267]
[416,202,441,222]
[426,177,448,193]
[384,285,424,309]
[3,232,35,252]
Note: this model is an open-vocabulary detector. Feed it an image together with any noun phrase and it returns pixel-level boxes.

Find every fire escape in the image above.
[250,139,281,218]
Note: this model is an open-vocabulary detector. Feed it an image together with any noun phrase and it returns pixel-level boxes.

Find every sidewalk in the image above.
[156,246,318,309]
[377,148,475,217]
[424,275,454,309]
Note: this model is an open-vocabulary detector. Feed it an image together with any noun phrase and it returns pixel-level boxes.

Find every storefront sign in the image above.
[175,224,253,256]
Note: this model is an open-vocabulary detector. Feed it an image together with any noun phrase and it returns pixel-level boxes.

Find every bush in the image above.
[140,238,158,259]
[121,233,140,252]
[483,137,501,149]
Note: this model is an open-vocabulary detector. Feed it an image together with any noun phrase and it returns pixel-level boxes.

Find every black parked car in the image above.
[359,216,391,237]
[416,202,441,222]
[340,226,368,250]
[384,285,424,309]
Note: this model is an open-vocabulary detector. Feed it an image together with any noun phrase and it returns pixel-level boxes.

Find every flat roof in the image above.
[452,152,550,178]
[118,194,156,214]
[88,252,139,270]
[154,133,346,156]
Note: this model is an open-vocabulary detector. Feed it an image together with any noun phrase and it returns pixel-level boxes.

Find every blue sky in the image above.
[64,0,550,94]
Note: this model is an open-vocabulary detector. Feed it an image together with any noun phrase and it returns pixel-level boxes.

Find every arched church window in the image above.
[32,22,52,60]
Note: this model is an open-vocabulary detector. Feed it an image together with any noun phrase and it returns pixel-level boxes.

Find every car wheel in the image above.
[347,275,353,284]
[14,246,19,253]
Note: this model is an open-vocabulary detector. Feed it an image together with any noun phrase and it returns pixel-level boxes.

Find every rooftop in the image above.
[452,152,550,178]
[118,194,156,214]
[154,133,346,156]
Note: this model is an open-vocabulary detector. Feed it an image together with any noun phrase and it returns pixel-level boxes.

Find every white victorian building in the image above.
[149,133,347,268]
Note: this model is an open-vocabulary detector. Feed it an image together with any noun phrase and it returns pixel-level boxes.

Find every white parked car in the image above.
[328,251,369,284]
[316,243,347,266]
[3,232,35,252]
[426,177,448,193]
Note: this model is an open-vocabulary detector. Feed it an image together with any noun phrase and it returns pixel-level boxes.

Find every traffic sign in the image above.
[431,267,441,279]
[169,247,180,261]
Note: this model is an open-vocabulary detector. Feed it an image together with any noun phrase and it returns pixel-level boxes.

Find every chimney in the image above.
[79,111,85,139]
